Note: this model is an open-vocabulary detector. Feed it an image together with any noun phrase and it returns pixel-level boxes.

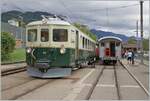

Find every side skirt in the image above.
[27,66,72,78]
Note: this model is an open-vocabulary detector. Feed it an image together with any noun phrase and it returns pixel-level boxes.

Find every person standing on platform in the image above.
[127,49,132,64]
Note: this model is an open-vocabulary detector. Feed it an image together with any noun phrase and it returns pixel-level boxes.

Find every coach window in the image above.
[88,40,90,49]
[53,29,68,42]
[85,39,87,49]
[83,37,85,48]
[28,29,37,42]
[41,29,49,42]
[101,42,105,47]
[116,42,120,46]
[89,41,91,49]
[87,39,89,49]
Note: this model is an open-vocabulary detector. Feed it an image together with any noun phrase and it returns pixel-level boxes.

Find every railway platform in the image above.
[120,59,149,91]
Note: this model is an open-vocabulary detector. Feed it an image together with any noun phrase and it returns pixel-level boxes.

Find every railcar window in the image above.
[85,39,87,49]
[89,41,90,49]
[101,42,105,47]
[83,37,85,48]
[116,42,120,46]
[28,29,37,42]
[53,29,68,42]
[41,29,49,42]
[87,40,88,49]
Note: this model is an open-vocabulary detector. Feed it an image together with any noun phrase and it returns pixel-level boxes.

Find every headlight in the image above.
[26,48,32,53]
[60,48,66,54]
[60,45,66,54]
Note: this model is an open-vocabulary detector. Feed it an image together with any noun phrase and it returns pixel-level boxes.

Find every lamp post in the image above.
[140,0,144,64]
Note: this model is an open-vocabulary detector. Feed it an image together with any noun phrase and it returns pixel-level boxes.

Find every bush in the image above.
[1,32,15,61]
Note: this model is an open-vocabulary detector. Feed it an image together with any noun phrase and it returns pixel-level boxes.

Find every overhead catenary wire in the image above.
[56,1,140,34]
[58,0,74,23]
[77,3,139,12]
[56,1,139,23]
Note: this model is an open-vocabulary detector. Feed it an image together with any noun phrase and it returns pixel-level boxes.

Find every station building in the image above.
[122,43,140,52]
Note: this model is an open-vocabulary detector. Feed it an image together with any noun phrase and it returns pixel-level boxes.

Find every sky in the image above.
[1,0,150,38]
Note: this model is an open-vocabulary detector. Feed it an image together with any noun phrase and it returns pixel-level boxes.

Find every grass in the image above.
[2,48,26,64]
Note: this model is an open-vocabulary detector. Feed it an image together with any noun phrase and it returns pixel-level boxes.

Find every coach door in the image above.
[75,30,79,61]
[110,42,116,57]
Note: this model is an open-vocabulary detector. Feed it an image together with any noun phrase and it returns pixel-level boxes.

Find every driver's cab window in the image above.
[53,29,68,42]
[28,29,37,42]
[41,29,49,42]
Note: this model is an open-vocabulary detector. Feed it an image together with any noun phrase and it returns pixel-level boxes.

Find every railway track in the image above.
[85,61,149,100]
[119,60,150,96]
[1,61,25,65]
[1,66,26,76]
[113,64,121,100]
[86,64,121,100]
[85,65,106,100]
[1,67,84,100]
[11,80,55,100]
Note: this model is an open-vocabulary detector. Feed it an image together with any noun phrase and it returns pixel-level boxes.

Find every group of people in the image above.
[123,49,135,64]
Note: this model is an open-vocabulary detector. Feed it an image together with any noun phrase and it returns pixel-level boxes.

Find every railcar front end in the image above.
[26,17,96,78]
[98,36,122,65]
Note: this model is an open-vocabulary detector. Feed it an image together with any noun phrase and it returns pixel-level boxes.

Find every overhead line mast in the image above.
[140,0,144,64]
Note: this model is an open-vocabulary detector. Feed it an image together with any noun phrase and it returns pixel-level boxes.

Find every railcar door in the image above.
[75,30,79,61]
[110,42,116,57]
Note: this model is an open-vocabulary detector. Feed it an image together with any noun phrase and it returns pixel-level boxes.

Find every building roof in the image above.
[122,43,137,48]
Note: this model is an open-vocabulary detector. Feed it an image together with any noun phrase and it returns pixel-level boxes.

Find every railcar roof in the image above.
[27,18,71,26]
[98,36,122,42]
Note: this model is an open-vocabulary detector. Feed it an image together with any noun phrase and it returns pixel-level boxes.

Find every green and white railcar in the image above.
[26,17,96,78]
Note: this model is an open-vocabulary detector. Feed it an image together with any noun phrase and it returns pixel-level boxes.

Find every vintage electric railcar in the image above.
[26,17,96,78]
[98,36,122,64]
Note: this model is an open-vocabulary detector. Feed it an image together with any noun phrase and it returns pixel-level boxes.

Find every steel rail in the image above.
[1,66,26,76]
[113,63,121,100]
[1,61,25,65]
[11,79,56,100]
[85,65,106,100]
[119,60,150,96]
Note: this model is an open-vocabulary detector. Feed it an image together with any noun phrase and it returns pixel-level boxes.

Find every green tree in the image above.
[128,37,136,44]
[143,38,149,51]
[1,32,16,60]
[128,37,149,51]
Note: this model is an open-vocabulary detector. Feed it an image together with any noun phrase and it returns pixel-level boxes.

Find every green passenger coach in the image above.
[26,16,96,78]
